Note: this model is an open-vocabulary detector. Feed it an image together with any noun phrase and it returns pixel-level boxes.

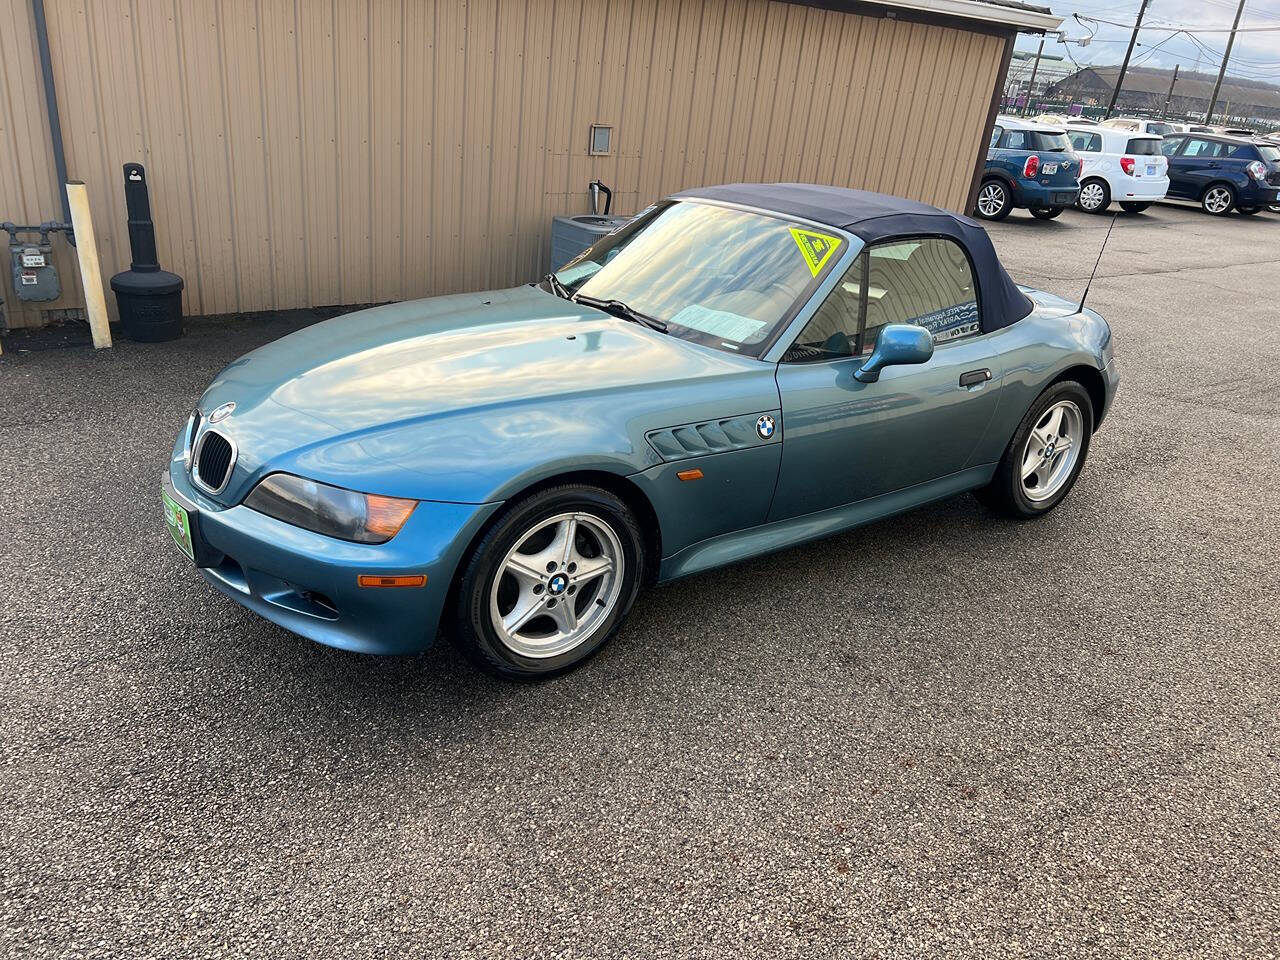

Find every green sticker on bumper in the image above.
[162,489,195,562]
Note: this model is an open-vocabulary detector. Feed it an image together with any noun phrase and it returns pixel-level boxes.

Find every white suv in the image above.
[1067,126,1170,214]
[1100,117,1180,137]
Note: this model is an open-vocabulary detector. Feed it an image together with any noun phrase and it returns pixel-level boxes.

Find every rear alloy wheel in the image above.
[976,180,1013,221]
[1119,201,1151,214]
[1078,179,1111,213]
[977,380,1094,519]
[1029,206,1064,220]
[452,485,645,679]
[1201,184,1235,216]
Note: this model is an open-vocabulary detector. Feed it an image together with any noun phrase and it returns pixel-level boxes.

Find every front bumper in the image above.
[164,462,500,655]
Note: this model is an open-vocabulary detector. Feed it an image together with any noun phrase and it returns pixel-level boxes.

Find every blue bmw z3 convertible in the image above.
[163,183,1118,679]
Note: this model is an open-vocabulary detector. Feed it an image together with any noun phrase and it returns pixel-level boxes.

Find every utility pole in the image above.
[1161,63,1179,119]
[1022,37,1046,116]
[1105,0,1152,120]
[1206,0,1246,123]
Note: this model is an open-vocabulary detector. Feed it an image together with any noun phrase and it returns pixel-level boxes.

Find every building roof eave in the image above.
[871,0,1062,32]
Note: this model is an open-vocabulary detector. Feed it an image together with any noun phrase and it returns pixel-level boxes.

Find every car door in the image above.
[769,236,1002,521]
[1169,138,1223,197]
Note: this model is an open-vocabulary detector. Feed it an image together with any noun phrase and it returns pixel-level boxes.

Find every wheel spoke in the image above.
[1035,461,1054,489]
[547,597,578,634]
[503,593,546,634]
[572,555,614,584]
[504,554,546,585]
[545,516,578,567]
[1021,446,1043,480]
[1044,406,1064,439]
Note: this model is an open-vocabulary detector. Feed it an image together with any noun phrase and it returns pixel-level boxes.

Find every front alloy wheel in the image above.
[976,180,1012,221]
[452,484,645,679]
[1202,185,1235,216]
[489,512,625,659]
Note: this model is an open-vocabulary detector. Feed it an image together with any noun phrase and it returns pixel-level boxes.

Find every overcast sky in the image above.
[1015,0,1280,84]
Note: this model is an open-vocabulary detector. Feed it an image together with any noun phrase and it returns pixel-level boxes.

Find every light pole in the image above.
[1105,0,1152,120]
[1206,0,1247,123]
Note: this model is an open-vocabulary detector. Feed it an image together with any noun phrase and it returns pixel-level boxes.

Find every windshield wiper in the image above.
[574,294,668,333]
[542,272,571,299]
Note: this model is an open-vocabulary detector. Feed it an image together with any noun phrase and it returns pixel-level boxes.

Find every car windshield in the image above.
[1147,122,1175,136]
[1030,131,1070,152]
[555,201,845,356]
[1127,138,1161,155]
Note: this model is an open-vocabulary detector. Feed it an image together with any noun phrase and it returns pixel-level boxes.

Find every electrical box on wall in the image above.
[9,241,60,302]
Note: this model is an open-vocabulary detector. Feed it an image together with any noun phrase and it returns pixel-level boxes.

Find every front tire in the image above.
[977,380,1094,519]
[1119,201,1151,214]
[1078,178,1111,214]
[976,179,1013,221]
[451,484,646,679]
[1201,183,1235,216]
[1030,206,1065,220]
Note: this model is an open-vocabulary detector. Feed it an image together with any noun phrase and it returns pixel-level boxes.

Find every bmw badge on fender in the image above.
[163,183,1118,680]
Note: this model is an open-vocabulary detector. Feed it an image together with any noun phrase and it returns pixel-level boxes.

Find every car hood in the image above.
[194,285,774,504]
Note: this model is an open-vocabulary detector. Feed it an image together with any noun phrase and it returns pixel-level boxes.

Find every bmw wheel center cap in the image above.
[756,415,776,440]
[548,573,568,595]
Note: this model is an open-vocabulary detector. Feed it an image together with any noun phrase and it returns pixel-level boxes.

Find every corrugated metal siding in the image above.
[0,0,84,328]
[1,0,1004,328]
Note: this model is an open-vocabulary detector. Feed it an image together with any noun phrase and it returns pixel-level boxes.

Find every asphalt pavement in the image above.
[2,201,1277,958]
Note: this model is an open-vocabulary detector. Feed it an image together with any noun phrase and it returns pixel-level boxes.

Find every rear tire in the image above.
[1119,201,1151,213]
[1078,178,1111,213]
[450,484,646,680]
[977,380,1094,519]
[1030,206,1064,220]
[1201,183,1235,216]
[976,179,1013,221]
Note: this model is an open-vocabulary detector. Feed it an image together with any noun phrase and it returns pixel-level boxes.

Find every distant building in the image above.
[1006,50,1072,98]
[1047,66,1280,125]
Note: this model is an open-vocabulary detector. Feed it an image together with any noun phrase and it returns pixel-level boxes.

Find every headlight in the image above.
[244,473,417,544]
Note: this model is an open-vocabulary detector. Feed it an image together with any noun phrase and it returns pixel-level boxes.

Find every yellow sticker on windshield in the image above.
[789,227,841,277]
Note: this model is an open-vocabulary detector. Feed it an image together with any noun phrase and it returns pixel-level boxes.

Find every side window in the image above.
[1183,139,1223,158]
[1159,136,1183,157]
[785,252,866,361]
[1003,129,1028,150]
[1227,144,1260,160]
[862,238,980,354]
[1069,132,1101,153]
[989,125,1003,149]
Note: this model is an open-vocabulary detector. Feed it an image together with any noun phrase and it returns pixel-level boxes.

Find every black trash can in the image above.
[109,162,185,342]
[111,268,184,342]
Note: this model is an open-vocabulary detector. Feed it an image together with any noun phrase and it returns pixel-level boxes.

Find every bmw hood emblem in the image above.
[756,414,776,440]
[208,401,236,423]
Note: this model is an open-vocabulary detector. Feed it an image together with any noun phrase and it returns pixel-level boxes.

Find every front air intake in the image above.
[193,430,235,494]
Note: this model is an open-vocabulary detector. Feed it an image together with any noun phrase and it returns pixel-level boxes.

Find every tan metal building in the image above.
[1,0,1058,330]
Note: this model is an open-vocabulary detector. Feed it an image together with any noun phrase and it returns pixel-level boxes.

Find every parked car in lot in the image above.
[162,184,1118,678]
[1159,133,1280,215]
[1100,117,1179,137]
[978,116,1081,221]
[1067,125,1169,213]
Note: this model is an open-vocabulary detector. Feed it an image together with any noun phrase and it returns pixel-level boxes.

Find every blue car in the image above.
[977,116,1082,221]
[163,184,1118,679]
[1158,133,1280,216]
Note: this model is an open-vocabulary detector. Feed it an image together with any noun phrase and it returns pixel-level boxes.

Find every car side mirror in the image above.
[854,324,934,383]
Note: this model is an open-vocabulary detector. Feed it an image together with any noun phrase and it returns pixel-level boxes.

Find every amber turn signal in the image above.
[363,494,418,539]
[676,468,704,481]
[357,574,427,588]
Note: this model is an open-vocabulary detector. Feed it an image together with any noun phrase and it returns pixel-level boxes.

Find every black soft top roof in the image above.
[672,183,1035,332]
